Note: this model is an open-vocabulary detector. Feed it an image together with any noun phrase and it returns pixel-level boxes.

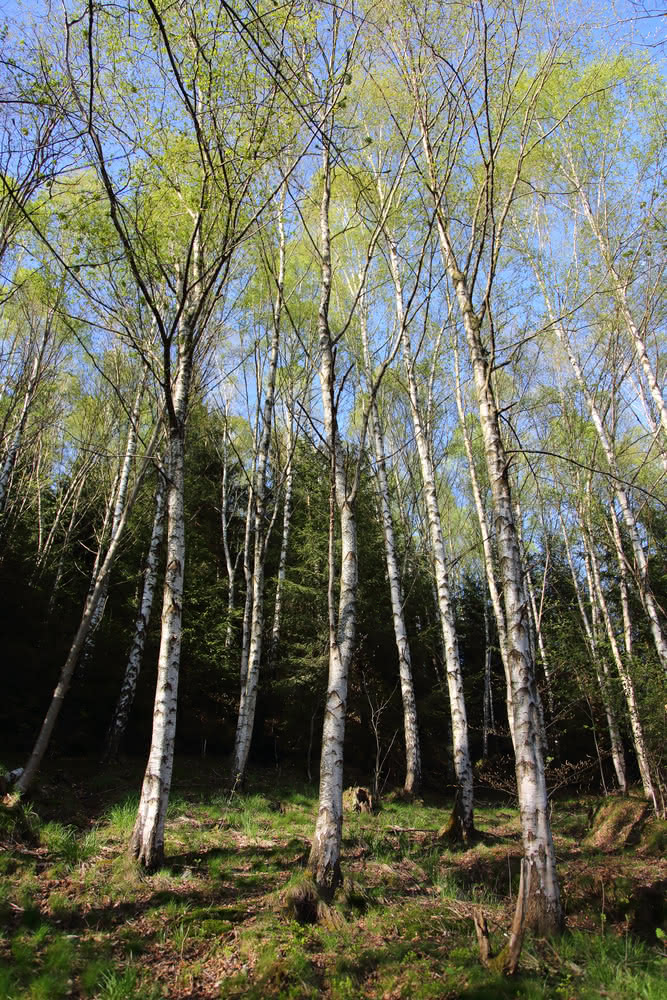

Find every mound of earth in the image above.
[583,796,649,851]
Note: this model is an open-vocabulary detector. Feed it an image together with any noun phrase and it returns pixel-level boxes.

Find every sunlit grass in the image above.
[1,764,664,1000]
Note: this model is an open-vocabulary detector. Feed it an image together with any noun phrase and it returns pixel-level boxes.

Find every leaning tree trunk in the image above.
[389,244,473,839]
[579,498,657,812]
[546,304,667,676]
[559,509,627,794]
[568,167,667,450]
[130,323,193,869]
[15,421,157,796]
[104,467,167,761]
[80,376,147,674]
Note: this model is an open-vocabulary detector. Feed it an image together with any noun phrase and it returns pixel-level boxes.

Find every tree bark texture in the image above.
[359,288,421,796]
[231,183,285,784]
[130,319,192,868]
[431,207,562,931]
[309,135,359,895]
[559,510,627,794]
[389,244,473,837]
[104,468,167,761]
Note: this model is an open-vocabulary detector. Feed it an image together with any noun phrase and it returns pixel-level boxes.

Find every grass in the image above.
[0,759,665,998]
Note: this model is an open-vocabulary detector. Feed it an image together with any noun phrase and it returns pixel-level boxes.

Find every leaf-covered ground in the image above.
[1,759,665,999]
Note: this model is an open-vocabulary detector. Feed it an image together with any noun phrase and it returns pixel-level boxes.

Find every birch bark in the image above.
[104,467,167,761]
[578,493,657,811]
[80,376,147,673]
[565,161,667,450]
[453,341,514,745]
[558,509,627,794]
[16,420,158,795]
[231,183,286,784]
[359,287,421,797]
[388,245,473,836]
[220,414,241,650]
[268,429,294,673]
[428,206,562,931]
[130,323,192,868]
[550,316,667,676]
[309,135,358,895]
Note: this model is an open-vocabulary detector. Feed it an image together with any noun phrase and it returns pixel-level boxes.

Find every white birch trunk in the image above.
[513,498,551,754]
[269,428,294,672]
[453,342,514,745]
[309,137,359,895]
[230,184,286,784]
[549,313,667,675]
[482,598,493,758]
[559,510,627,794]
[388,245,473,838]
[238,485,254,689]
[104,468,167,761]
[358,287,421,796]
[428,193,561,927]
[580,506,657,811]
[220,418,239,650]
[570,174,667,449]
[130,346,191,868]
[15,420,158,795]
[608,502,634,661]
[628,372,667,476]
[80,378,147,672]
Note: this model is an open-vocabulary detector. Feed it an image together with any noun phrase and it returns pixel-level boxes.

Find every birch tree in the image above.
[52,0,304,865]
[378,0,570,930]
[231,181,288,785]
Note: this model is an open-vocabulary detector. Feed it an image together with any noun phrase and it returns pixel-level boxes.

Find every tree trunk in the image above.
[608,501,634,661]
[130,349,190,868]
[559,510,627,794]
[220,416,239,650]
[309,132,359,896]
[431,206,562,931]
[579,499,657,812]
[453,341,514,745]
[104,467,167,761]
[569,170,667,451]
[482,596,494,759]
[15,419,157,795]
[79,377,147,674]
[548,310,667,676]
[231,183,286,784]
[389,244,473,838]
[268,417,294,673]
[359,286,421,796]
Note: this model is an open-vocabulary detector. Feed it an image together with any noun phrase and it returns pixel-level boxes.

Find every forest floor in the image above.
[0,758,665,1000]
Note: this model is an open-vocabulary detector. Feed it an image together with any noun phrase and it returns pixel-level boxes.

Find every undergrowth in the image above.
[0,760,664,998]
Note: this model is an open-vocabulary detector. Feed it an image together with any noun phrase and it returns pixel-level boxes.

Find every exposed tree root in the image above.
[283,876,346,929]
[474,859,529,976]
